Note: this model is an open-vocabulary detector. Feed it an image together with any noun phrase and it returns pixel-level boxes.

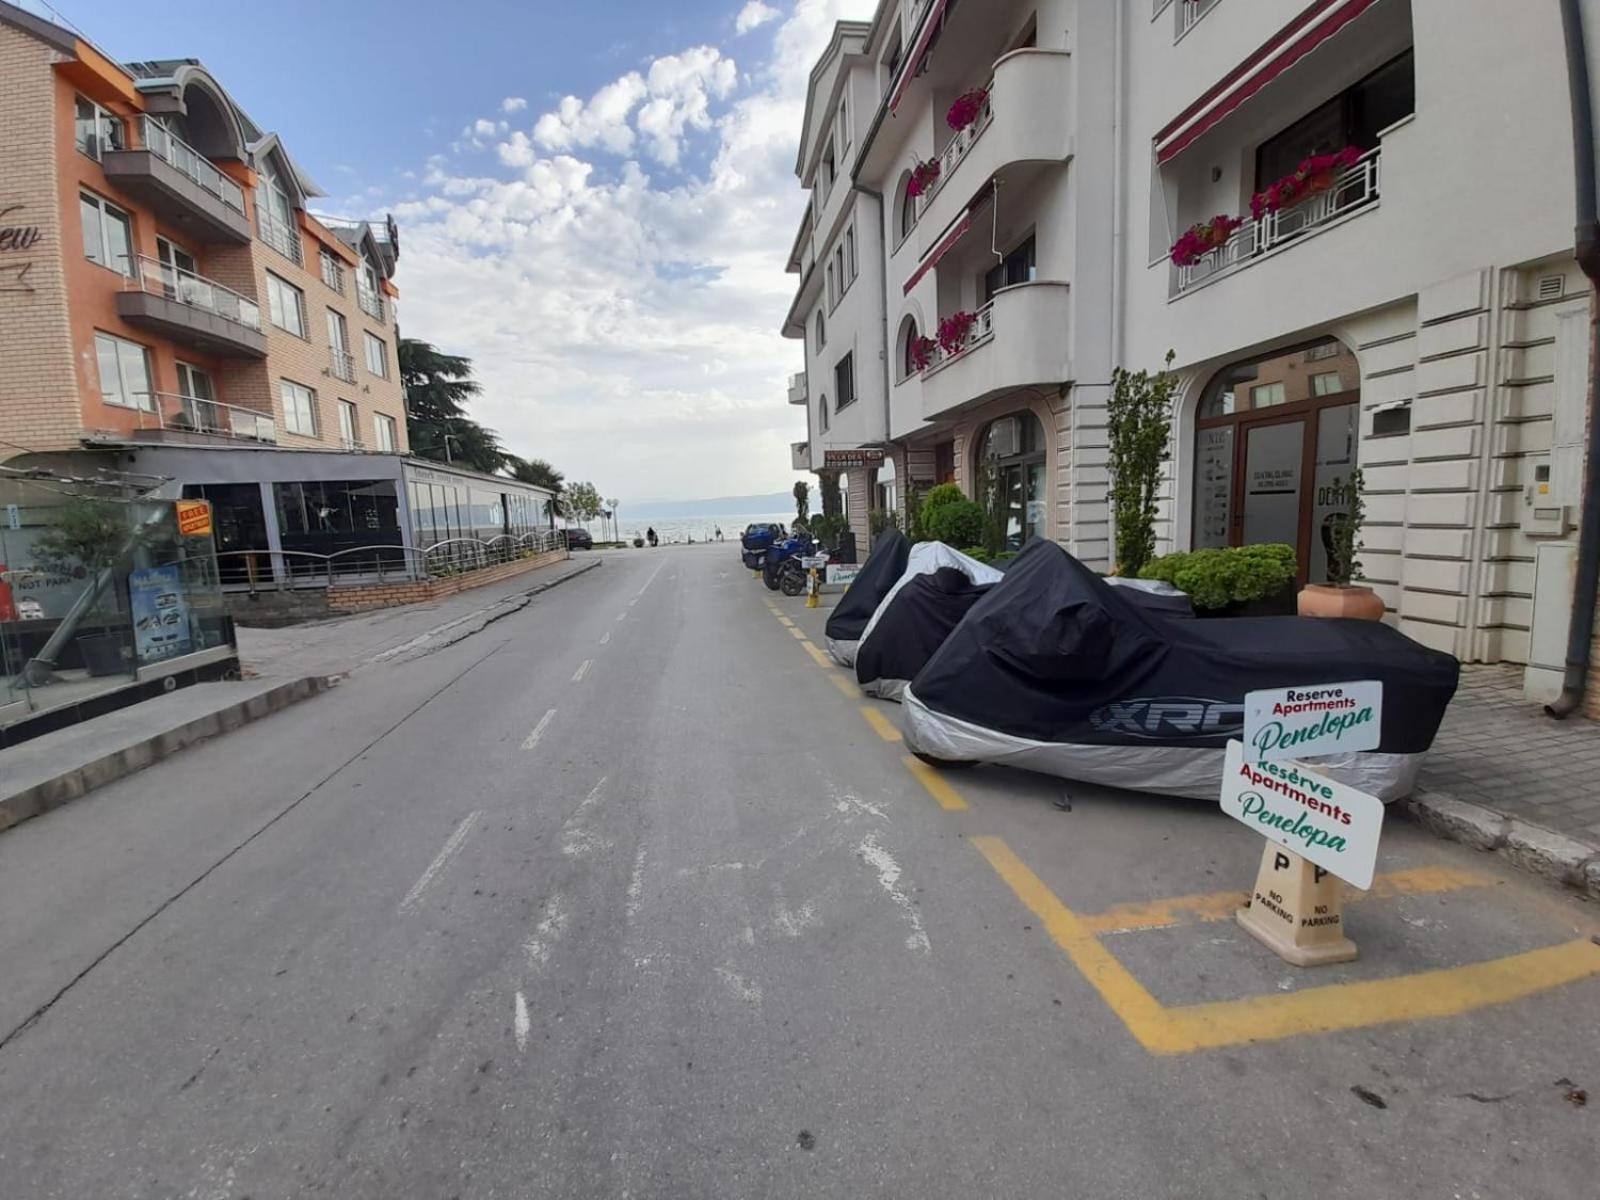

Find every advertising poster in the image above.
[129,564,191,664]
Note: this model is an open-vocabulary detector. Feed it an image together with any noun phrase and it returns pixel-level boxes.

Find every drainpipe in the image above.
[1547,0,1600,718]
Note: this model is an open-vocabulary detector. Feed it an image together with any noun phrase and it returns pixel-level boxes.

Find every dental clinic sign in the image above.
[1220,740,1383,889]
[1243,680,1382,762]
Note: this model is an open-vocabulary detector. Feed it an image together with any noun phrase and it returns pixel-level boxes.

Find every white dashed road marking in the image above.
[399,811,482,912]
[522,708,557,750]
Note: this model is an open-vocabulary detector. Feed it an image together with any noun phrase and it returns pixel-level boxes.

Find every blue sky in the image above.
[46,0,875,503]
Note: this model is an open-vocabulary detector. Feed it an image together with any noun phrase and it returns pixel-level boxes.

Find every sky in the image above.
[43,0,875,504]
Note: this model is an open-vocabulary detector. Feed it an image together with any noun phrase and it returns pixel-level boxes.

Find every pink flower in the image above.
[1169,214,1242,267]
[907,159,942,198]
[936,310,977,355]
[910,336,939,371]
[946,88,990,132]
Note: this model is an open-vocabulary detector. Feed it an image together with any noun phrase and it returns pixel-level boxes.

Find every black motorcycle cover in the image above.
[855,567,994,700]
[903,540,1459,799]
[825,529,909,664]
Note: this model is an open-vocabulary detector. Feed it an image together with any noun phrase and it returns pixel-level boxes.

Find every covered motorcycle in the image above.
[824,529,909,666]
[856,566,997,700]
[902,540,1458,801]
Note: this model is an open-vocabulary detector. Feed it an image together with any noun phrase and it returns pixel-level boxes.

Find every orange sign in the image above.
[176,499,213,537]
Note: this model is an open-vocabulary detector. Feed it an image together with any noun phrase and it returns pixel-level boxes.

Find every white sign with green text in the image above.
[1220,741,1384,889]
[1243,680,1382,762]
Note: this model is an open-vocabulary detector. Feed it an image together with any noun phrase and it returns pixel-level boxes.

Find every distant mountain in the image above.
[620,493,793,519]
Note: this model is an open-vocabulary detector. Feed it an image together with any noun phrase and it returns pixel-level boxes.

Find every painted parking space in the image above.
[759,586,1600,1055]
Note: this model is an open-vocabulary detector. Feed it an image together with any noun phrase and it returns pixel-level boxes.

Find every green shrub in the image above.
[958,545,993,564]
[1138,543,1296,610]
[926,499,986,548]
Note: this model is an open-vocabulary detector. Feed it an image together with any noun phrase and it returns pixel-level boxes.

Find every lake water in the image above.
[573,513,795,545]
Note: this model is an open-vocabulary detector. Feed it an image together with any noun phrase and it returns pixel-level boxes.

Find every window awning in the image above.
[1154,0,1381,165]
[888,0,949,115]
[902,189,993,295]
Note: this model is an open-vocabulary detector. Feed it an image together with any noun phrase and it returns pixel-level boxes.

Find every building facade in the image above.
[786,0,1600,703]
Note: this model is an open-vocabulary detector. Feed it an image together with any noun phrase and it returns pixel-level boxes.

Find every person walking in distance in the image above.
[647,526,659,547]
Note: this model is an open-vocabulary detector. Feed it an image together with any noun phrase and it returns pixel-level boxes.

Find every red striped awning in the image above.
[1154,0,1381,165]
[903,209,971,295]
[888,0,949,115]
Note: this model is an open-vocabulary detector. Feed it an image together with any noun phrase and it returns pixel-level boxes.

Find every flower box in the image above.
[1170,213,1244,267]
[1250,146,1361,220]
[910,335,939,372]
[907,159,942,198]
[946,88,989,132]
[936,310,978,355]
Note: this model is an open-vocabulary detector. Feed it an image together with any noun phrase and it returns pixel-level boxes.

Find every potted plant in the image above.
[946,87,989,132]
[1298,469,1383,619]
[936,310,978,355]
[1169,214,1243,267]
[1250,146,1361,219]
[1138,544,1299,617]
[907,159,942,198]
[910,335,939,372]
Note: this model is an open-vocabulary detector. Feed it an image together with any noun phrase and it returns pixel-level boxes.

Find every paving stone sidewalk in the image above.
[1413,663,1600,895]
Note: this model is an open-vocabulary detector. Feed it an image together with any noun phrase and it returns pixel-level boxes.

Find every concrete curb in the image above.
[0,676,334,836]
[1404,788,1600,900]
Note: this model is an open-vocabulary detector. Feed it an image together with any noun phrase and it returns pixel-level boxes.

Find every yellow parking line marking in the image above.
[1080,865,1494,935]
[860,706,902,742]
[827,672,858,698]
[973,836,1600,1056]
[777,616,796,627]
[801,642,833,670]
[972,836,1169,1044]
[788,626,808,640]
[903,755,968,811]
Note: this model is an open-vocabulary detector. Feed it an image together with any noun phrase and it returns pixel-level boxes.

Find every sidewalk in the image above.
[1412,663,1600,898]
[0,554,604,835]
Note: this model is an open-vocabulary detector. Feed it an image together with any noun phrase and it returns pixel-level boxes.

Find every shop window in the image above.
[977,411,1047,550]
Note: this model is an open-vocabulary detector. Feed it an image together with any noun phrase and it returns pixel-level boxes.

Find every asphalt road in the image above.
[0,545,1596,1199]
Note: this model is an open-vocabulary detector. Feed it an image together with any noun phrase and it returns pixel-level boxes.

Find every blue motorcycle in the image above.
[740,522,785,571]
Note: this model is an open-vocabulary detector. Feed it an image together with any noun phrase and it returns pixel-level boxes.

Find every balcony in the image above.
[792,441,812,471]
[330,347,357,383]
[1175,0,1221,40]
[1171,147,1380,298]
[919,280,1072,421]
[132,393,277,444]
[788,371,808,406]
[100,117,251,244]
[357,284,385,323]
[116,257,267,359]
[913,49,1073,256]
[259,214,303,266]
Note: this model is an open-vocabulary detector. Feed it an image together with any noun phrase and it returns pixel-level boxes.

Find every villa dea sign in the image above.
[1220,740,1383,889]
[822,448,885,469]
[1243,680,1382,762]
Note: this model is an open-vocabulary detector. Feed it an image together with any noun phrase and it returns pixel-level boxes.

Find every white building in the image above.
[785,0,1600,706]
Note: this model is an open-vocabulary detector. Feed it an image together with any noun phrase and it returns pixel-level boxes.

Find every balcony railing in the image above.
[357,285,385,322]
[127,256,262,330]
[920,301,996,377]
[259,213,303,265]
[140,116,246,214]
[916,84,993,215]
[788,371,808,405]
[1177,0,1221,37]
[330,347,357,383]
[138,393,277,443]
[1172,147,1380,297]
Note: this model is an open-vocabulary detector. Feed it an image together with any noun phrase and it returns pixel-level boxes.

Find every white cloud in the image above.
[357,0,871,502]
[501,96,528,113]
[735,1,781,34]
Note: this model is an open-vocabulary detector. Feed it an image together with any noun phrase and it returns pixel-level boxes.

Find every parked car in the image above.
[562,528,594,550]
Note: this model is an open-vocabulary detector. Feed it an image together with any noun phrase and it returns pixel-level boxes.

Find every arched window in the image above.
[1191,335,1361,585]
[814,310,826,351]
[818,394,830,433]
[896,315,921,380]
[895,170,916,243]
[977,411,1047,550]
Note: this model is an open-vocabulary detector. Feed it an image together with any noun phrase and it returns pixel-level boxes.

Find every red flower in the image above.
[910,336,939,371]
[1169,213,1242,267]
[1250,145,1362,218]
[946,88,990,132]
[936,310,978,355]
[907,159,942,198]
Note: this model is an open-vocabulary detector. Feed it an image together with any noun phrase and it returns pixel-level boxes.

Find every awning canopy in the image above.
[1154,0,1381,165]
[888,0,948,115]
[902,184,996,297]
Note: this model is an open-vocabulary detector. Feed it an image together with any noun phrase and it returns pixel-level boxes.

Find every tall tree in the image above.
[400,338,505,474]
[505,456,568,520]
[565,481,602,526]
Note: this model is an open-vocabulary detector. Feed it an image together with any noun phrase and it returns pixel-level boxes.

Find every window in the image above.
[883,34,904,96]
[280,379,317,436]
[1252,381,1287,408]
[814,310,826,351]
[257,161,301,263]
[175,362,214,402]
[265,273,306,337]
[80,192,133,275]
[364,331,389,378]
[837,93,850,152]
[826,262,836,308]
[978,411,1047,550]
[982,235,1036,303]
[1255,50,1414,192]
[819,395,830,433]
[338,400,358,446]
[74,97,123,161]
[1311,371,1345,397]
[898,172,917,242]
[326,308,349,354]
[357,252,384,321]
[821,140,836,198]
[375,412,397,453]
[320,249,345,293]
[846,226,857,282]
[834,352,856,409]
[899,316,921,380]
[94,332,153,411]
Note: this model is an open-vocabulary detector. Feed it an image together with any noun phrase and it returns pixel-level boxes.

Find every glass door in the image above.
[1237,418,1306,558]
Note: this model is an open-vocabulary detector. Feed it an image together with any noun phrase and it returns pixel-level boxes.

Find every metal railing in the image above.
[917,83,993,215]
[259,213,303,265]
[138,392,277,442]
[139,116,246,213]
[1177,0,1220,37]
[357,284,385,322]
[1173,147,1380,296]
[213,529,569,591]
[920,301,996,376]
[128,255,262,330]
[320,252,346,293]
[329,346,357,382]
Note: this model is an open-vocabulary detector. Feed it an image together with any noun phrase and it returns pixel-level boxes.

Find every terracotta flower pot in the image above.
[1297,583,1384,621]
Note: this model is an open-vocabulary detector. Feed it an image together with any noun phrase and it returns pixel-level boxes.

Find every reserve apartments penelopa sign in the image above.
[1220,740,1383,889]
[1243,679,1382,762]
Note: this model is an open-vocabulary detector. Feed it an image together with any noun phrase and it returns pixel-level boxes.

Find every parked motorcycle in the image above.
[740,522,785,571]
[762,533,814,591]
